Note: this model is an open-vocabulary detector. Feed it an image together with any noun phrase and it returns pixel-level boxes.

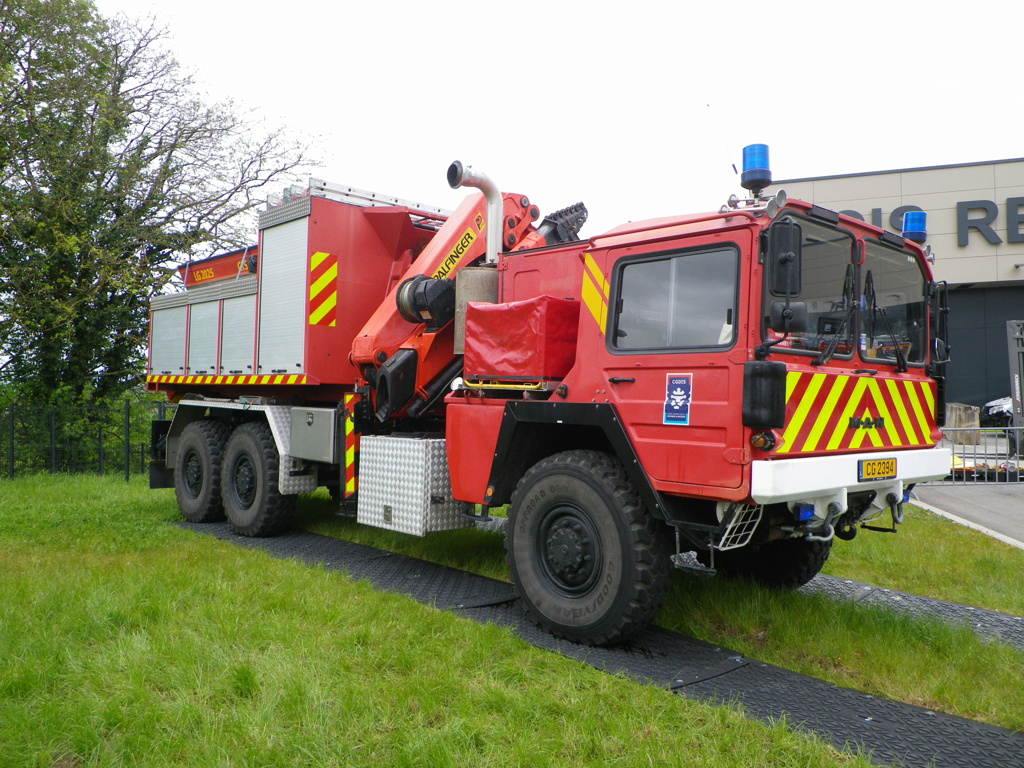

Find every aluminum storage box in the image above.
[356,435,471,536]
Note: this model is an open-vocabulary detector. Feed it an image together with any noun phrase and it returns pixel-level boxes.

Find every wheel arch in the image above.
[484,401,666,520]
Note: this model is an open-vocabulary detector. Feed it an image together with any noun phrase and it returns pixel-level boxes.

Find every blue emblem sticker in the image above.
[663,373,692,426]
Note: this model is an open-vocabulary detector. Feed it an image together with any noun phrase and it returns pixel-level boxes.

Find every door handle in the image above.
[608,377,636,384]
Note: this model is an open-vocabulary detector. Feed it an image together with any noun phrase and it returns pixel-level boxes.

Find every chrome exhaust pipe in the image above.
[448,160,502,264]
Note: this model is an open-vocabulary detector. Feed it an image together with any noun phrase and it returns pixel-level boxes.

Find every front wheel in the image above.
[505,450,670,646]
[221,421,295,537]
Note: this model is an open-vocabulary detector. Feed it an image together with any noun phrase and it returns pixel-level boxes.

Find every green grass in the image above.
[822,505,1024,616]
[294,495,1024,733]
[0,476,874,768]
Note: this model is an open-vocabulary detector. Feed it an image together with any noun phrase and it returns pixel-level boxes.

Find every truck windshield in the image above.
[764,217,855,357]
[763,216,928,367]
[859,240,927,366]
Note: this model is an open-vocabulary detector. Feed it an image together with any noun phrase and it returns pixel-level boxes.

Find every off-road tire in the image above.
[702,537,832,589]
[174,419,230,523]
[505,450,671,646]
[221,421,295,537]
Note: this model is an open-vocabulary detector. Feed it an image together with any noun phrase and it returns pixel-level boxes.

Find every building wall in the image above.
[777,160,1024,407]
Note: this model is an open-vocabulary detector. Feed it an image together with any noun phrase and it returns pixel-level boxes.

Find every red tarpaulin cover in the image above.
[463,296,580,380]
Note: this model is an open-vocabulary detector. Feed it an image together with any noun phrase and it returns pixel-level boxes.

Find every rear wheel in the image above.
[505,450,670,646]
[701,537,832,588]
[221,421,295,537]
[174,419,230,523]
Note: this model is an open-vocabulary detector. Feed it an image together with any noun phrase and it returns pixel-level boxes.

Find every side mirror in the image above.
[928,280,950,365]
[768,219,803,296]
[770,301,808,333]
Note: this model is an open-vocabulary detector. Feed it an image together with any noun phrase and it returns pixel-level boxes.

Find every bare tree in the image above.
[0,0,307,406]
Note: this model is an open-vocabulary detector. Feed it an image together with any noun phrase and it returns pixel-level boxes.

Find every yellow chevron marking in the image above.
[780,372,827,453]
[850,407,885,449]
[904,380,931,445]
[785,370,801,401]
[583,252,609,296]
[827,377,870,450]
[309,261,337,299]
[581,275,606,331]
[309,291,337,325]
[149,373,308,385]
[865,379,900,447]
[580,253,609,334]
[919,380,935,417]
[885,378,920,445]
[804,374,851,452]
[310,251,330,270]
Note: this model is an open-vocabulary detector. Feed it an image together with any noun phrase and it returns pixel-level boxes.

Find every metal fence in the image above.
[940,426,1022,484]
[3,402,1017,486]
[0,400,175,481]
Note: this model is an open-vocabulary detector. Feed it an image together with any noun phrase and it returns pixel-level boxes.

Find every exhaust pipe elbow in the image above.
[447,160,502,263]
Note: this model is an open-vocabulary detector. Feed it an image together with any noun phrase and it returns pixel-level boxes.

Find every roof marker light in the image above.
[741,144,771,194]
[902,210,927,243]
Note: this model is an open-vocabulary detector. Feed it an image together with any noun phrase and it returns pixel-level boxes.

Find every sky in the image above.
[92,0,1024,237]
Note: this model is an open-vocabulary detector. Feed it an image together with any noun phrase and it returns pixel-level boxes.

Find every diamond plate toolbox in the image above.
[356,435,472,536]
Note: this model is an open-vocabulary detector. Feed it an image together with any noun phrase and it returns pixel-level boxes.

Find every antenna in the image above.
[706,103,738,176]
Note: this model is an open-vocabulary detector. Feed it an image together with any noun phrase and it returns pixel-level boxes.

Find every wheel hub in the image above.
[542,513,598,591]
[183,451,203,497]
[233,457,257,508]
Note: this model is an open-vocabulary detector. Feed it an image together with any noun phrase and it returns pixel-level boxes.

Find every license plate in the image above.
[858,458,897,482]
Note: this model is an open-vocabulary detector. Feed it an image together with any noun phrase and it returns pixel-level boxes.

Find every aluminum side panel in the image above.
[258,218,308,375]
[220,294,256,374]
[150,306,187,376]
[187,301,219,375]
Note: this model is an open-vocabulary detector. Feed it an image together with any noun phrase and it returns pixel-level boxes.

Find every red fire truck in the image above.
[148,146,951,645]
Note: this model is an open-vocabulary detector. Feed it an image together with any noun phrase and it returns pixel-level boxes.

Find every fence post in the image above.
[98,424,105,475]
[49,411,57,474]
[123,399,131,482]
[6,404,13,481]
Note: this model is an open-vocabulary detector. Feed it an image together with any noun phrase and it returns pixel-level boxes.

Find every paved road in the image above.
[913,482,1024,549]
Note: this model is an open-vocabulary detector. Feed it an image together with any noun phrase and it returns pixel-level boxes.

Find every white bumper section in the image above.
[750,447,952,519]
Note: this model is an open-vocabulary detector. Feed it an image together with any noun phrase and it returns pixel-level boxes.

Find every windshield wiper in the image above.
[813,264,856,366]
[864,270,908,373]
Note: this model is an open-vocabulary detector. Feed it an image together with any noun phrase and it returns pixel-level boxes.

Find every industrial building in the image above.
[780,159,1024,407]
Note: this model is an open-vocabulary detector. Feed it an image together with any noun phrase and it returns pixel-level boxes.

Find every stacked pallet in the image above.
[945,403,980,445]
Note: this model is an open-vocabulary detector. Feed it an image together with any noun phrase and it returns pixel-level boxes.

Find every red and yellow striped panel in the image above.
[778,371,936,454]
[343,393,361,498]
[146,374,308,386]
[309,251,338,327]
[580,252,608,335]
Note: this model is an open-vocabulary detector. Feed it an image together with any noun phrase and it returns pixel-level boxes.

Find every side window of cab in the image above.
[611,246,739,351]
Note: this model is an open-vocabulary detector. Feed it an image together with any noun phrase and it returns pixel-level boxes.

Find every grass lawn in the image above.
[294,493,1024,733]
[0,476,876,768]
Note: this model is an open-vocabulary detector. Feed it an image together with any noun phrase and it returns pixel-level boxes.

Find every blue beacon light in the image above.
[902,210,927,243]
[741,144,771,194]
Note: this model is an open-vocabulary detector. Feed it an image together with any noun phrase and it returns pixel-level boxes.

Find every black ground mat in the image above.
[802,576,1024,651]
[176,522,1024,768]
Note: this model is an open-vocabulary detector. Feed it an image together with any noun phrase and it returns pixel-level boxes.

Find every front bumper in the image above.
[750,447,951,516]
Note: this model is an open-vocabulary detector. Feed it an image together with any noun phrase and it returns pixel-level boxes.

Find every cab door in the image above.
[594,234,750,493]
